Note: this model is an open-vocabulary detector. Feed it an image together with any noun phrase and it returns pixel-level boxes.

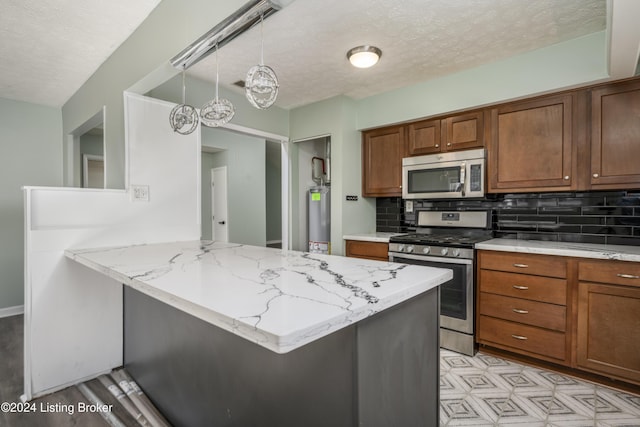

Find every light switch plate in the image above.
[131,185,150,202]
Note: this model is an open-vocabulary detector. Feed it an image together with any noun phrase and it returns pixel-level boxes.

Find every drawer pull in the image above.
[512,308,529,314]
[511,334,528,340]
[617,273,640,279]
[513,263,529,268]
[513,285,529,290]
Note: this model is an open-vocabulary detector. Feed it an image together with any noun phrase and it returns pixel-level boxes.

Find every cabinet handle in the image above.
[513,263,528,268]
[435,144,439,148]
[617,273,640,279]
[513,285,529,290]
[593,173,599,178]
[511,334,528,340]
[512,308,529,314]
[564,176,570,180]
[447,143,451,146]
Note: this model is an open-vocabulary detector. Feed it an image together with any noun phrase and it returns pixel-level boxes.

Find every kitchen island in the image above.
[65,240,451,427]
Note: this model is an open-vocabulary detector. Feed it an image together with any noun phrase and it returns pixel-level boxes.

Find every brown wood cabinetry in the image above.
[362,125,405,197]
[345,240,389,262]
[406,111,484,156]
[477,251,570,364]
[576,260,640,385]
[487,94,575,193]
[590,80,640,190]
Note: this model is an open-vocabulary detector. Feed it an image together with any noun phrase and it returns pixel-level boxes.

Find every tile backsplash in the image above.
[376,191,640,246]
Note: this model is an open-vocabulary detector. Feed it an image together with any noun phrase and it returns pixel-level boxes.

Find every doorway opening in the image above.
[66,107,106,188]
[200,123,288,249]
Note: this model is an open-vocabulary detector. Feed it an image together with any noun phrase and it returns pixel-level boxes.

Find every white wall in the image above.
[0,97,62,313]
[23,93,200,399]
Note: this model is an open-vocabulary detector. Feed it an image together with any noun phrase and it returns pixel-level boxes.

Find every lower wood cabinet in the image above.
[478,251,640,387]
[345,240,389,262]
[477,251,570,365]
[576,260,640,385]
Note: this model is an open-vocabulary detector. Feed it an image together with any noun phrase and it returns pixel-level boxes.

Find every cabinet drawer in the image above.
[479,269,567,305]
[479,292,566,331]
[345,240,389,261]
[478,316,566,361]
[479,251,567,278]
[579,260,640,288]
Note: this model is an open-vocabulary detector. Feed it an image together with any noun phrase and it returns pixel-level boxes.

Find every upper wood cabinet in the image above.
[487,94,575,193]
[407,111,484,156]
[590,80,640,190]
[362,125,405,197]
[407,119,441,155]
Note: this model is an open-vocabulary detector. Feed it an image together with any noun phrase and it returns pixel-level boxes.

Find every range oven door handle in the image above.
[460,162,466,196]
[389,252,473,265]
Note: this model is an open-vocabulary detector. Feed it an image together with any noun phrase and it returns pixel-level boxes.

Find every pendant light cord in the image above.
[215,43,220,101]
[260,13,264,66]
[181,71,186,105]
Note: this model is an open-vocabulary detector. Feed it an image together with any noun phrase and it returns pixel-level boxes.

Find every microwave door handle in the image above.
[460,163,466,196]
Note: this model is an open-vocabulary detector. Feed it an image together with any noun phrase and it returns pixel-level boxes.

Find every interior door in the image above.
[212,166,228,242]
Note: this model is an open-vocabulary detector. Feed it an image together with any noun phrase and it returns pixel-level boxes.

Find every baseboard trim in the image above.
[0,305,24,318]
[266,240,282,245]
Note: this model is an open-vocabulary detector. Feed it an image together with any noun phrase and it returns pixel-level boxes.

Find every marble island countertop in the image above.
[65,241,451,354]
[476,238,640,262]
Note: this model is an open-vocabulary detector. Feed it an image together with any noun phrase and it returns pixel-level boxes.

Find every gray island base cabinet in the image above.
[124,286,440,427]
[65,241,448,426]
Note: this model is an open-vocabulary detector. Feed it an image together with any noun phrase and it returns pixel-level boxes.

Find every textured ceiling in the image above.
[0,0,607,110]
[188,0,606,109]
[0,0,161,107]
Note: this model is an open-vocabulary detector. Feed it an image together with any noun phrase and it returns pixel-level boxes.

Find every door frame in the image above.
[211,166,228,242]
[82,154,105,188]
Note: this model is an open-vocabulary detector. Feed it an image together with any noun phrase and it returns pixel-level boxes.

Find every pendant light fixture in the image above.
[169,71,199,135]
[201,44,235,127]
[245,13,279,109]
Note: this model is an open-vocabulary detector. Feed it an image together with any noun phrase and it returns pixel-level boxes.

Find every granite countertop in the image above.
[476,238,640,262]
[343,232,405,243]
[65,241,451,354]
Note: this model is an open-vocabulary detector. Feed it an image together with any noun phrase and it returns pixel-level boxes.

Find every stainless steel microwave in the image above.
[402,148,485,199]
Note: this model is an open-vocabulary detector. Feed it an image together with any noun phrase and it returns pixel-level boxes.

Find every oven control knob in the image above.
[406,245,414,253]
[398,244,405,252]
[452,249,461,257]
[440,248,449,256]
[422,247,431,254]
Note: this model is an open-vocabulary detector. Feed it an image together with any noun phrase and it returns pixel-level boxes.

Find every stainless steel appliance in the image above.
[402,148,485,199]
[388,210,492,356]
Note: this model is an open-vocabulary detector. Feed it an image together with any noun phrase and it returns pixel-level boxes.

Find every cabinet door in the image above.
[591,80,640,189]
[407,119,441,156]
[488,94,574,192]
[345,240,389,261]
[443,111,484,151]
[362,126,405,197]
[576,281,640,384]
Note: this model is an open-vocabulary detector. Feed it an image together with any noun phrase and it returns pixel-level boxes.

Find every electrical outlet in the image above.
[345,195,358,201]
[405,200,414,213]
[131,185,150,202]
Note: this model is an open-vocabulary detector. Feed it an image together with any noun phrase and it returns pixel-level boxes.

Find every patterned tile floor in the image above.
[440,349,640,427]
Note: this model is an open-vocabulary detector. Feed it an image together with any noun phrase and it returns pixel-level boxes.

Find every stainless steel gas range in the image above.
[388,210,492,356]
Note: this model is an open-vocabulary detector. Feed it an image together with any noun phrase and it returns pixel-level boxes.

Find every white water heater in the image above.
[308,186,330,254]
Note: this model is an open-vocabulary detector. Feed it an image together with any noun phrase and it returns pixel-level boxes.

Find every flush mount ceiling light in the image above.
[347,45,382,68]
